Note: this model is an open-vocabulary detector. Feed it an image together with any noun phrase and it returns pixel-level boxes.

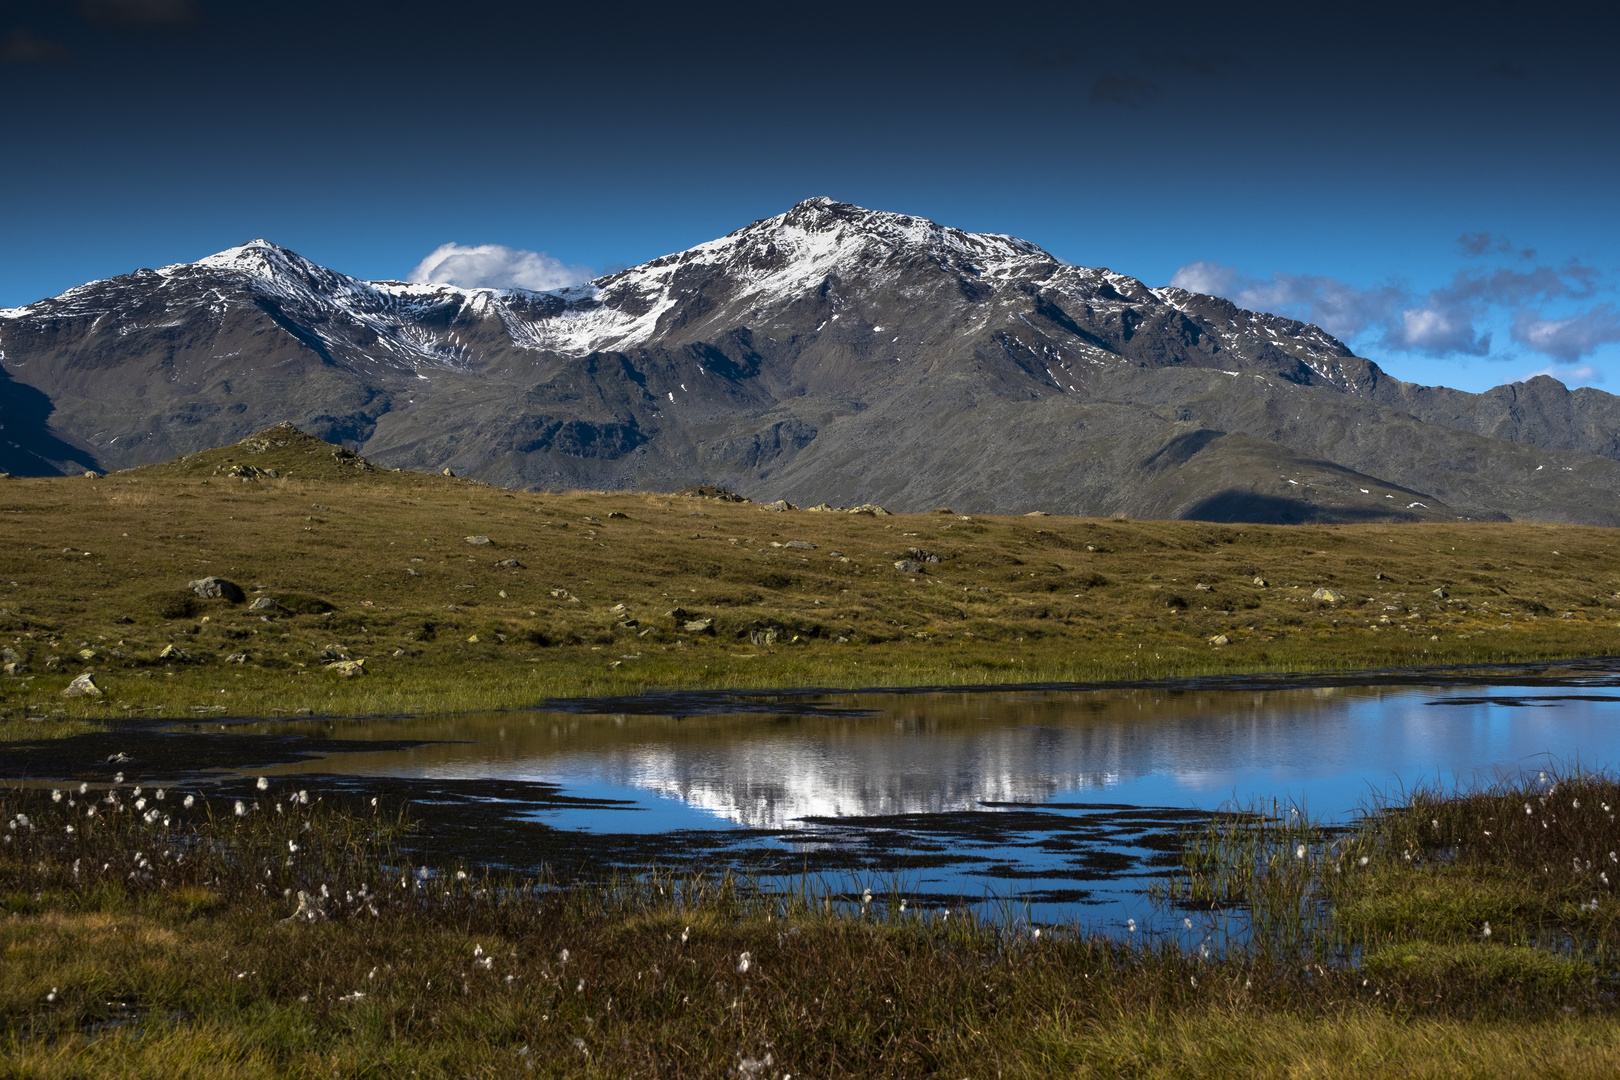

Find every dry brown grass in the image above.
[1,426,1618,719]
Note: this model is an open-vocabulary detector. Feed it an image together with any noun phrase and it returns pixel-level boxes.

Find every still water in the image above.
[224,676,1620,925]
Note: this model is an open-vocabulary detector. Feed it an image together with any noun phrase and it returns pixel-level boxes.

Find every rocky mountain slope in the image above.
[4,198,1619,523]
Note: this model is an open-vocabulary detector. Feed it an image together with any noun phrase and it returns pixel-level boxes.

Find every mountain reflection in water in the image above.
[250,684,1620,832]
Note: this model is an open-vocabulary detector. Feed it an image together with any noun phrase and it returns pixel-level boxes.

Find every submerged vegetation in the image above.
[4,771,1620,1076]
[2,425,1619,720]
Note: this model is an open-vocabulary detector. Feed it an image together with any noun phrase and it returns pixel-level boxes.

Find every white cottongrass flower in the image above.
[256,777,269,792]
[234,800,247,817]
[1126,918,1136,933]
[135,799,146,811]
[736,952,752,974]
[861,888,872,906]
[46,988,56,1002]
[154,790,164,801]
[183,795,195,809]
[1574,799,1581,809]
[287,841,299,853]
[1184,917,1193,930]
[559,948,571,963]
[1526,803,1534,815]
[1482,922,1492,937]
[1295,844,1307,860]
[1359,855,1368,865]
[51,790,61,803]
[679,927,689,944]
[77,783,88,795]
[575,978,585,993]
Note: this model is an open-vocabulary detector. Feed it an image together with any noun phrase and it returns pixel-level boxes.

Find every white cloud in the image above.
[1511,304,1620,362]
[1518,365,1602,386]
[407,243,594,292]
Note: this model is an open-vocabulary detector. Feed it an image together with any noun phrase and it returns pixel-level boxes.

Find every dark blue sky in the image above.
[3,0,1617,391]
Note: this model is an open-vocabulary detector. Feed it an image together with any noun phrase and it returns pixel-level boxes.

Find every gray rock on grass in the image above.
[63,672,101,697]
[189,576,245,603]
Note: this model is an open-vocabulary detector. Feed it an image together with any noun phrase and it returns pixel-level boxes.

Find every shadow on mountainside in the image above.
[1180,490,1428,525]
[0,366,98,476]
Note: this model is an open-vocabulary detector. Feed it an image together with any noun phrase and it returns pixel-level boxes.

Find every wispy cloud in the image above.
[407,243,594,292]
[1512,305,1620,362]
[0,28,72,63]
[1143,51,1243,77]
[78,0,198,26]
[1169,239,1607,363]
[1090,73,1158,107]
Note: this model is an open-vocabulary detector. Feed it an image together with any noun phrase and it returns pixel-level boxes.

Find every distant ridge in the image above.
[3,199,1620,524]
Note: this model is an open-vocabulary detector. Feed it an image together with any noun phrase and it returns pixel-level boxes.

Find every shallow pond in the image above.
[10,661,1620,926]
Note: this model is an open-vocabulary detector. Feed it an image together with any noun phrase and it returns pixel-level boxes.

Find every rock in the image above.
[894,559,924,574]
[315,645,350,661]
[610,603,628,612]
[550,588,573,599]
[665,607,691,620]
[43,655,62,670]
[325,659,365,677]
[1024,510,1049,517]
[683,618,714,634]
[2,662,28,676]
[1311,588,1344,603]
[786,540,816,550]
[1253,577,1268,587]
[907,547,941,563]
[465,535,491,545]
[224,652,248,664]
[750,627,783,646]
[763,499,797,512]
[224,463,277,480]
[188,576,245,603]
[1,647,20,664]
[248,596,280,612]
[677,484,749,502]
[1195,582,1212,591]
[849,504,891,516]
[935,507,954,514]
[158,644,190,662]
[607,511,629,519]
[497,558,523,568]
[1209,634,1230,646]
[76,648,97,662]
[806,503,840,512]
[62,672,101,697]
[442,468,455,477]
[1432,587,1448,599]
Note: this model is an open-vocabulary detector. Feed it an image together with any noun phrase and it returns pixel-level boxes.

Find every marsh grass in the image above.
[2,427,1619,719]
[1158,769,1620,1017]
[6,773,1620,1076]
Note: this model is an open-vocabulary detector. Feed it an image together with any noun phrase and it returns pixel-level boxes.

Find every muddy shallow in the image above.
[8,658,1620,925]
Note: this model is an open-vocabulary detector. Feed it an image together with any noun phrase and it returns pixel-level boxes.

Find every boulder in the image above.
[1253,576,1268,587]
[907,547,941,563]
[465,535,491,545]
[158,644,190,662]
[786,540,817,550]
[849,504,891,516]
[749,627,784,646]
[62,672,101,697]
[1208,634,1230,646]
[1,662,27,676]
[325,659,365,677]
[1311,588,1343,603]
[248,596,280,612]
[763,499,796,512]
[683,618,714,634]
[1432,587,1448,599]
[189,576,245,603]
[894,559,924,574]
[497,559,523,568]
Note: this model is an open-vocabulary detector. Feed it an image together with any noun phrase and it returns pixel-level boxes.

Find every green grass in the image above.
[3,425,1619,719]
[5,771,1620,1076]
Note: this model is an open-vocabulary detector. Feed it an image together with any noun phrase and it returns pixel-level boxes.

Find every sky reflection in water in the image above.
[250,683,1620,924]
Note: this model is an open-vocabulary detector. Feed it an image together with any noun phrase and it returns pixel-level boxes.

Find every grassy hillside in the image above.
[2,423,1618,721]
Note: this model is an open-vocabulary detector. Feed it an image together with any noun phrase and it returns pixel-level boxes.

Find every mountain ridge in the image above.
[3,198,1618,524]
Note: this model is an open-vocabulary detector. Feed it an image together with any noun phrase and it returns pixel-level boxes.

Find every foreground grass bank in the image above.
[2,424,1619,721]
[4,771,1620,1077]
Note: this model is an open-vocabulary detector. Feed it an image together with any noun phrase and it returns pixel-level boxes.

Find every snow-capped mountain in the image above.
[4,198,1620,523]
